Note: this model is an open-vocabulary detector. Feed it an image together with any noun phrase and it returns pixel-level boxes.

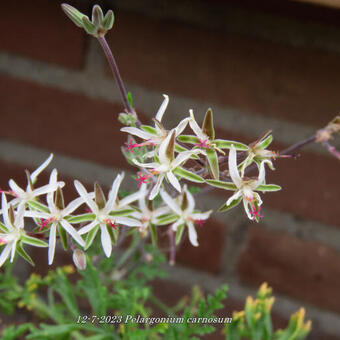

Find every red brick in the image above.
[0,75,136,170]
[108,9,340,127]
[176,218,226,274]
[0,0,87,69]
[238,226,340,313]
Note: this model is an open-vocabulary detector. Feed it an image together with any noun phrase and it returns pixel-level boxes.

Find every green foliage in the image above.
[224,283,311,340]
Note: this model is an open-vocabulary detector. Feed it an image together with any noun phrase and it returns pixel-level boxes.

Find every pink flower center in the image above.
[194,139,210,149]
[104,219,119,229]
[136,170,159,188]
[0,237,7,245]
[37,218,55,231]
[194,219,206,227]
[124,139,155,154]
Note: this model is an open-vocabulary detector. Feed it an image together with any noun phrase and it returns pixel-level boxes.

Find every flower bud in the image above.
[72,249,87,270]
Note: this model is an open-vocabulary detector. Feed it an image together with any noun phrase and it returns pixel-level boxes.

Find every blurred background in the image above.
[0,0,340,339]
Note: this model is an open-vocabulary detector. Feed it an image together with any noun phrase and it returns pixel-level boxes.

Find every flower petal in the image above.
[48,223,57,265]
[78,220,98,235]
[187,221,198,247]
[155,94,169,123]
[1,194,11,230]
[189,110,205,140]
[115,216,142,227]
[149,174,165,200]
[100,223,112,257]
[105,173,124,213]
[74,180,98,213]
[60,219,85,247]
[228,146,242,188]
[0,243,11,267]
[120,127,152,140]
[226,190,243,206]
[160,190,182,215]
[167,171,181,193]
[30,154,54,184]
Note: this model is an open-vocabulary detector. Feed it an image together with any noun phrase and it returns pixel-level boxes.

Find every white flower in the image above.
[121,95,189,156]
[7,154,64,210]
[131,184,170,230]
[226,145,270,220]
[24,169,85,265]
[160,186,212,247]
[74,173,142,257]
[133,129,203,200]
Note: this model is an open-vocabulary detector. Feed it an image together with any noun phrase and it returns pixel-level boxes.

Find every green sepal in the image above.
[140,125,157,135]
[156,214,179,225]
[85,225,99,250]
[175,224,185,245]
[202,108,215,140]
[111,227,119,244]
[258,135,273,149]
[92,5,104,27]
[219,197,242,212]
[150,224,158,246]
[166,130,176,162]
[102,10,115,30]
[206,179,237,191]
[17,243,34,266]
[61,4,86,28]
[214,140,249,151]
[0,222,8,233]
[109,208,136,217]
[21,235,48,248]
[58,223,68,250]
[27,200,50,213]
[206,148,219,180]
[257,184,281,192]
[82,16,96,35]
[177,135,200,144]
[94,182,106,210]
[173,167,205,183]
[106,225,116,245]
[66,213,95,224]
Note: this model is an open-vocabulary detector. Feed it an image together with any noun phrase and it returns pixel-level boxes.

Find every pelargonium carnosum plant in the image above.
[0,4,339,338]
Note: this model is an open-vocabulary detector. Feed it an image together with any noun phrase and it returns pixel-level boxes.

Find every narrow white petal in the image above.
[171,149,201,169]
[184,186,195,214]
[115,216,142,227]
[167,171,181,193]
[172,218,184,231]
[155,94,169,122]
[119,190,142,208]
[63,196,85,216]
[8,180,25,197]
[152,206,171,219]
[105,173,124,213]
[175,117,190,136]
[60,219,85,247]
[120,127,152,140]
[32,182,60,197]
[149,174,165,200]
[1,194,11,230]
[100,223,112,257]
[31,154,53,184]
[137,184,148,212]
[78,220,98,235]
[228,146,242,188]
[132,159,158,169]
[189,110,205,140]
[226,190,243,206]
[158,130,174,164]
[187,221,199,247]
[160,190,182,215]
[191,210,212,220]
[74,180,98,213]
[48,223,57,265]
[10,240,17,262]
[243,199,253,220]
[14,202,25,229]
[0,244,12,267]
[252,160,270,189]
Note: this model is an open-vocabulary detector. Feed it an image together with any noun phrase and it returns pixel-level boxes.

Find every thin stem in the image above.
[168,226,176,266]
[97,36,133,115]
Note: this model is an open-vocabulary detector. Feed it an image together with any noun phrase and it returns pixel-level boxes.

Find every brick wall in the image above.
[0,0,340,339]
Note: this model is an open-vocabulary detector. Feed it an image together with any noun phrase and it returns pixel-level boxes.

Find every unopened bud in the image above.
[118,112,137,126]
[72,249,87,270]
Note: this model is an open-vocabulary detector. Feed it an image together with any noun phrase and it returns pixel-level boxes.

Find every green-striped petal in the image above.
[206,179,237,191]
[177,135,200,144]
[17,243,34,266]
[85,225,99,250]
[141,125,157,135]
[66,213,96,224]
[214,140,248,151]
[21,235,48,248]
[219,197,242,212]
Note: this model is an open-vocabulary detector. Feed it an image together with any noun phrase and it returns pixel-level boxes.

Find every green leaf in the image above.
[202,108,215,140]
[141,125,157,135]
[175,224,185,245]
[206,148,219,180]
[109,208,136,217]
[58,223,68,251]
[85,225,99,250]
[173,167,205,183]
[206,179,237,191]
[17,243,34,266]
[102,10,115,30]
[156,214,179,225]
[127,91,133,109]
[218,197,242,212]
[66,213,95,223]
[258,135,273,149]
[214,140,248,151]
[21,235,48,248]
[257,184,281,192]
[78,258,108,315]
[150,224,158,246]
[61,4,86,28]
[177,135,200,144]
[27,200,50,213]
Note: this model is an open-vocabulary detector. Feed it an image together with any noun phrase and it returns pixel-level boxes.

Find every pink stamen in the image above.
[194,219,206,227]
[104,219,119,229]
[194,139,210,149]
[37,218,54,231]
[249,204,263,221]
[0,237,7,245]
[125,139,156,154]
[0,188,16,197]
[85,207,92,213]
